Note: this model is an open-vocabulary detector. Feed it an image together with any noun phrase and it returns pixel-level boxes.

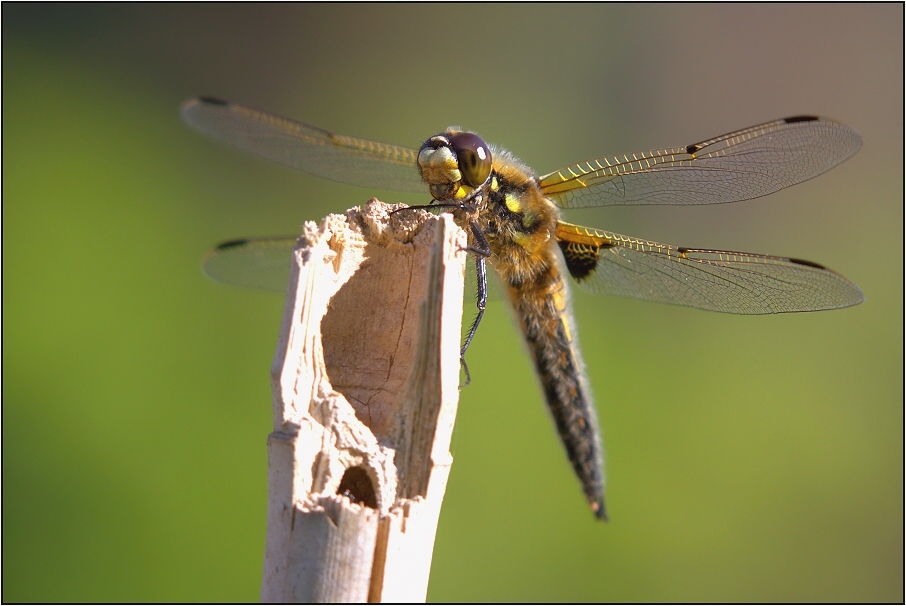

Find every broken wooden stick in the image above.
[261,199,467,602]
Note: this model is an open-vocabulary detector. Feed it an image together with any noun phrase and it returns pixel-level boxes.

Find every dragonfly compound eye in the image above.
[449,132,492,187]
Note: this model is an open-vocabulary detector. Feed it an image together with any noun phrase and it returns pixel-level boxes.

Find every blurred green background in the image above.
[3,5,902,602]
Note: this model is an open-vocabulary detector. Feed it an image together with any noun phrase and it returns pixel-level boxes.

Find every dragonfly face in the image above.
[417,131,493,201]
[183,97,864,520]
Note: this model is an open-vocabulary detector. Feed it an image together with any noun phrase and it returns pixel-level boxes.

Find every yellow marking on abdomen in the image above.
[559,312,573,343]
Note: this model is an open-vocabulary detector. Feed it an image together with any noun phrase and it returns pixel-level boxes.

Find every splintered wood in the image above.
[262,200,467,603]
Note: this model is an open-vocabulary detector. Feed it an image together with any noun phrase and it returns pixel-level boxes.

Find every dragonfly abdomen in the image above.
[504,248,607,520]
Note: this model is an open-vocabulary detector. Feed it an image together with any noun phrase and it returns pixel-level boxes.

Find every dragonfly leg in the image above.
[389,200,475,216]
[459,220,491,386]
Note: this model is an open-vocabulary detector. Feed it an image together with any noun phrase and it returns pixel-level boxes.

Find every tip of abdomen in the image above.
[591,495,609,522]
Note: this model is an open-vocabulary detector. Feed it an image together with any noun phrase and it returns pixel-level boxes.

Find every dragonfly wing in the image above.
[556,222,864,314]
[203,236,297,292]
[540,116,861,208]
[181,97,426,193]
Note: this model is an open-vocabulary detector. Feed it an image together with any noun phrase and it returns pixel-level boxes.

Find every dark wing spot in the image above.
[197,96,229,106]
[215,238,252,250]
[784,115,820,124]
[559,240,600,280]
[677,246,689,254]
[789,257,826,269]
[686,144,701,154]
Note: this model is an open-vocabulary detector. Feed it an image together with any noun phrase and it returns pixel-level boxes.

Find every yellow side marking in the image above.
[505,193,522,213]
[512,232,530,249]
[455,185,475,200]
[559,312,573,343]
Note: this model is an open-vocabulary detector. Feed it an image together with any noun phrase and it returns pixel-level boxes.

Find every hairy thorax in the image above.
[480,155,563,295]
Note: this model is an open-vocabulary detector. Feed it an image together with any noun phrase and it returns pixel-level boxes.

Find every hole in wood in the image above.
[336,466,378,509]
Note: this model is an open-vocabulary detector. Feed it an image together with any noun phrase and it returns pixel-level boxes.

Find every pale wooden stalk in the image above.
[261,199,466,603]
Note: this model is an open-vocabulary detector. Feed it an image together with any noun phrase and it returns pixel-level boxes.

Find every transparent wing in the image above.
[540,116,861,208]
[202,237,297,292]
[203,234,509,308]
[556,223,863,314]
[181,97,425,193]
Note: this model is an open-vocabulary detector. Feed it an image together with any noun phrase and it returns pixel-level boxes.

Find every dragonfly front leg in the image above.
[460,219,491,386]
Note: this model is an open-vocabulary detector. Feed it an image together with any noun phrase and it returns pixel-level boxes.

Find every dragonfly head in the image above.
[417,130,493,202]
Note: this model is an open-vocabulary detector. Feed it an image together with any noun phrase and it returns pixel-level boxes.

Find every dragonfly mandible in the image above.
[183,97,863,520]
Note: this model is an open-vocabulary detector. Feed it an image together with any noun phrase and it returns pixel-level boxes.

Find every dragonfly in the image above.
[182,97,863,520]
